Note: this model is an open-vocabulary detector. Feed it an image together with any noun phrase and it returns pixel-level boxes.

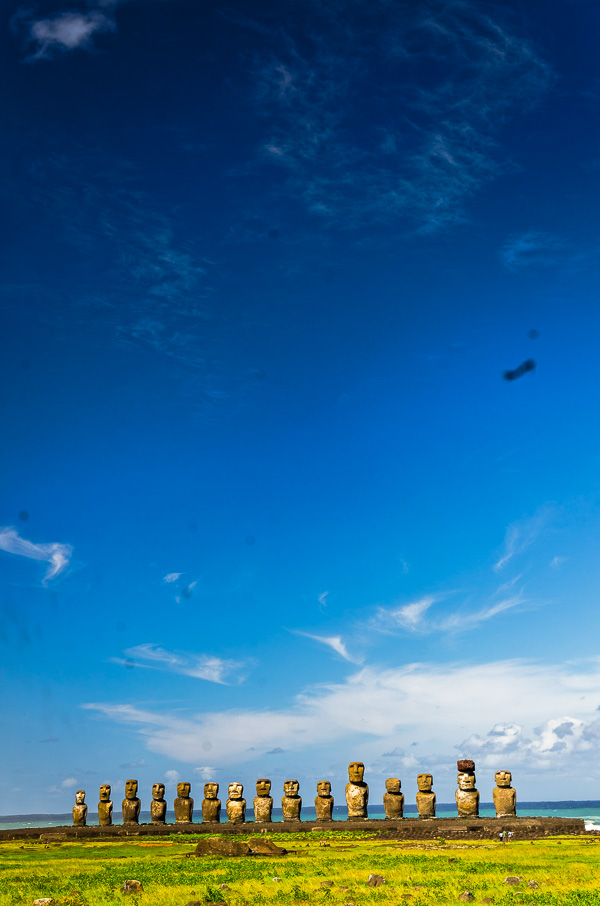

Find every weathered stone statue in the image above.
[281,779,302,821]
[456,760,479,818]
[151,782,167,824]
[345,761,368,818]
[226,782,246,823]
[253,778,273,823]
[72,790,87,827]
[493,770,517,818]
[202,782,221,823]
[383,777,404,819]
[98,784,113,826]
[122,778,141,825]
[416,773,436,818]
[315,780,334,822]
[174,781,194,823]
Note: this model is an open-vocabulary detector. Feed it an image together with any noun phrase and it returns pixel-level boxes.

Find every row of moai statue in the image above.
[72,760,516,827]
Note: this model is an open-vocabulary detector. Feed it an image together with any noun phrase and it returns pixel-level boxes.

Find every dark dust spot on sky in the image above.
[18,510,29,521]
[245,535,256,546]
[124,657,135,669]
[503,359,536,381]
[180,584,194,599]
[528,329,540,339]
[268,228,279,239]
[188,522,198,534]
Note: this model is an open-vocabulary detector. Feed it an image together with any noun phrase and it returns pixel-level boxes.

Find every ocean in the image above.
[2,801,600,831]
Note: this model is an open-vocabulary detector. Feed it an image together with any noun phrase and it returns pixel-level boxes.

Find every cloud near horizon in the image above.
[0,526,72,584]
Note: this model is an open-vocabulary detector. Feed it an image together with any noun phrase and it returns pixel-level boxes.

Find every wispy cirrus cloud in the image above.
[294,631,362,664]
[494,508,553,571]
[500,230,566,271]
[113,643,249,685]
[0,526,72,584]
[251,0,552,231]
[11,6,117,61]
[371,591,525,635]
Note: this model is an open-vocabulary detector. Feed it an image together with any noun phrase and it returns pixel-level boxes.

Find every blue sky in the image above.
[3,0,600,815]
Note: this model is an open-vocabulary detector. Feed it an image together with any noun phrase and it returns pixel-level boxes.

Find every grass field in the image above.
[1,832,599,906]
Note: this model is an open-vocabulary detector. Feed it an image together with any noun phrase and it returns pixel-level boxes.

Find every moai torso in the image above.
[72,791,87,827]
[151,783,167,824]
[416,774,436,818]
[174,782,194,823]
[98,785,113,826]
[345,762,368,818]
[456,761,479,818]
[253,779,273,822]
[202,783,221,822]
[122,779,141,825]
[383,778,404,819]
[315,781,334,821]
[226,783,246,823]
[281,779,302,821]
[493,771,516,817]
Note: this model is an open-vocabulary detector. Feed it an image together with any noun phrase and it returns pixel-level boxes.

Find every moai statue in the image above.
[174,781,194,823]
[253,778,273,823]
[493,770,517,818]
[345,761,368,819]
[383,777,404,819]
[72,790,87,827]
[151,783,167,824]
[202,782,221,823]
[315,780,334,822]
[122,778,141,825]
[226,782,246,823]
[416,773,436,818]
[98,784,113,826]
[456,759,479,818]
[281,779,302,821]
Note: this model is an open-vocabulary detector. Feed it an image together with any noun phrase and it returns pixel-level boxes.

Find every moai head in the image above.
[125,779,138,800]
[417,773,433,791]
[75,790,85,805]
[152,783,165,801]
[228,782,243,800]
[283,779,300,797]
[99,784,111,801]
[495,770,512,788]
[204,782,219,799]
[317,781,331,797]
[256,778,271,797]
[385,777,401,794]
[348,762,365,783]
[177,782,191,798]
[457,772,476,791]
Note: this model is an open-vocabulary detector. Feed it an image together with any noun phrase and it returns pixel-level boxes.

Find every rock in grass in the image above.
[527,881,540,889]
[183,902,203,906]
[319,881,335,888]
[120,880,144,894]
[367,874,385,887]
[33,899,54,906]
[458,892,475,902]
[219,885,230,890]
[194,837,287,857]
[504,877,522,886]
[272,877,282,882]
[481,899,493,903]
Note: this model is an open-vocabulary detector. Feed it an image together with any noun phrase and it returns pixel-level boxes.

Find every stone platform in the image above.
[0,815,586,843]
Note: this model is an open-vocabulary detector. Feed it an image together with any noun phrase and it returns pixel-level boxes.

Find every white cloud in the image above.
[371,591,525,635]
[0,526,72,584]
[83,657,600,789]
[164,769,180,783]
[120,643,248,685]
[163,572,182,583]
[375,596,436,632]
[318,591,329,607]
[48,776,79,794]
[15,9,116,61]
[494,509,552,571]
[500,231,565,271]
[193,766,217,780]
[294,631,362,664]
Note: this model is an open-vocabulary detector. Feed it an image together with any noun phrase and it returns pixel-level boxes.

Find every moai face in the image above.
[177,782,191,798]
[283,779,299,797]
[204,782,219,799]
[75,790,85,805]
[457,772,476,791]
[317,781,331,797]
[385,777,401,793]
[125,779,138,799]
[228,782,243,799]
[417,773,433,791]
[348,762,365,783]
[152,783,165,800]
[99,784,111,801]
[256,778,271,797]
[495,770,512,787]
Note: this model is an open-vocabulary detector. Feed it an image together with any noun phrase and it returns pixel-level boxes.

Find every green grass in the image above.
[1,833,599,906]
